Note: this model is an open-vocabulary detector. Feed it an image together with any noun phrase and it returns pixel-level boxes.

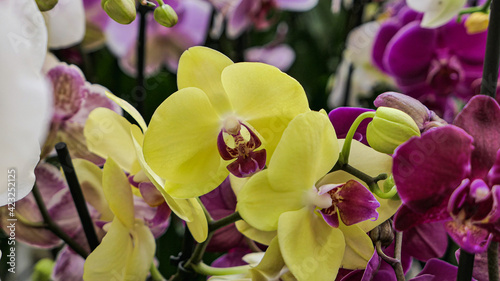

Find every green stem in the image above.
[15,213,46,228]
[150,263,166,281]
[171,210,243,280]
[191,262,250,276]
[209,211,241,232]
[339,112,375,165]
[32,185,88,258]
[375,241,405,281]
[459,0,492,18]
[488,241,499,281]
[341,164,396,199]
[394,231,403,262]
[184,232,214,267]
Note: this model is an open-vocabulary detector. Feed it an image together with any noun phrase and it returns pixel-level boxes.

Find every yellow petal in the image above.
[83,219,155,281]
[102,158,135,228]
[318,140,401,232]
[186,198,209,243]
[105,91,147,132]
[338,222,374,269]
[235,220,276,246]
[251,237,285,281]
[268,111,339,192]
[83,219,132,281]
[278,207,345,281]
[143,87,228,198]
[84,107,139,173]
[237,171,305,231]
[177,46,233,114]
[222,62,310,160]
[130,125,208,230]
[72,158,113,221]
[125,221,156,280]
[229,174,248,196]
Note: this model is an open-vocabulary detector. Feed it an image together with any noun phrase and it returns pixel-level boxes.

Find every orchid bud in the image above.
[31,259,55,281]
[374,92,447,132]
[370,219,394,247]
[35,0,58,11]
[366,107,420,154]
[154,4,178,27]
[101,0,136,24]
[465,12,489,35]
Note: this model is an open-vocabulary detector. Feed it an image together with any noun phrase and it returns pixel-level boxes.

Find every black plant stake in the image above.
[55,142,99,252]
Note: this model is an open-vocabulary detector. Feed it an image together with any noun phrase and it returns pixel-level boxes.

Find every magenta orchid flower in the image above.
[393,95,500,253]
[243,23,295,71]
[456,244,500,281]
[106,0,211,76]
[200,177,247,252]
[341,254,475,281]
[209,0,318,38]
[372,4,489,119]
[41,62,121,164]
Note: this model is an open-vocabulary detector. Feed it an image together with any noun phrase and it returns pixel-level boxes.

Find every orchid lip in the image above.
[318,180,380,228]
[217,118,266,177]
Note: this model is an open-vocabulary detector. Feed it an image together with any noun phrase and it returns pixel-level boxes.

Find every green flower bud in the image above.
[154,4,178,27]
[101,0,136,25]
[366,107,420,154]
[374,92,447,132]
[35,0,59,11]
[31,259,55,281]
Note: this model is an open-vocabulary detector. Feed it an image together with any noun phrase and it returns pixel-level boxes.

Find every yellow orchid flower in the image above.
[84,93,208,242]
[83,158,155,281]
[143,46,310,199]
[237,111,396,281]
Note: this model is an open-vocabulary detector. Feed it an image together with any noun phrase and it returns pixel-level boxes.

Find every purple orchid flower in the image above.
[211,247,252,268]
[393,95,500,253]
[244,24,295,71]
[339,241,470,281]
[456,244,500,281]
[338,243,412,281]
[0,163,103,248]
[329,107,374,146]
[344,257,476,281]
[106,0,211,76]
[41,63,121,165]
[372,4,489,120]
[81,0,110,51]
[200,177,247,252]
[208,0,318,38]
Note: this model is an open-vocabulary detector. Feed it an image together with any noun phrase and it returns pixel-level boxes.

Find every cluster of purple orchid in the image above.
[1,0,500,281]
